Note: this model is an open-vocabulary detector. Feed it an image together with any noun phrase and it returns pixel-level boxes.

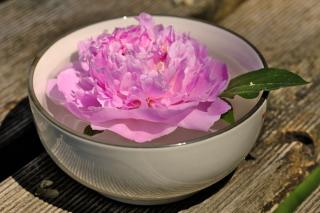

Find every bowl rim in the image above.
[28,15,269,149]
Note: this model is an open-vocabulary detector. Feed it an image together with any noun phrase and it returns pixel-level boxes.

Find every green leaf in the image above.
[273,166,320,213]
[220,68,309,99]
[221,108,235,124]
[220,99,235,124]
[83,125,104,136]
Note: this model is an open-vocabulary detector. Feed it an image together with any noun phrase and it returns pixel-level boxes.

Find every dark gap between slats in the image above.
[0,97,45,181]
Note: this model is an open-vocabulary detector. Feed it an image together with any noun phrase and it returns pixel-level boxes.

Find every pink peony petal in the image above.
[88,101,198,124]
[46,13,231,143]
[207,59,229,98]
[207,98,231,115]
[188,59,229,102]
[135,12,155,39]
[78,94,101,108]
[56,68,81,102]
[91,119,177,143]
[46,79,66,104]
[178,98,231,131]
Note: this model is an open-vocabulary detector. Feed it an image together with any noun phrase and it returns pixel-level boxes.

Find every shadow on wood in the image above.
[0,97,44,181]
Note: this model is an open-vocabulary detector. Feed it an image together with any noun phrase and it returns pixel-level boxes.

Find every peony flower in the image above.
[47,13,230,142]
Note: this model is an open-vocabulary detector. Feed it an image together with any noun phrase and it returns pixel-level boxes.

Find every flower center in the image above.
[146,97,155,107]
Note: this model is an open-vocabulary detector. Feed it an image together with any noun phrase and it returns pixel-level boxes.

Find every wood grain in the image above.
[183,0,320,211]
[0,0,320,212]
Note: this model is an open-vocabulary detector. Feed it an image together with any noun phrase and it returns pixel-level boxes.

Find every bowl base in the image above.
[102,193,195,206]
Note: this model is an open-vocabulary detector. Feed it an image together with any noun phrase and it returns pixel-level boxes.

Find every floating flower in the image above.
[47,13,230,142]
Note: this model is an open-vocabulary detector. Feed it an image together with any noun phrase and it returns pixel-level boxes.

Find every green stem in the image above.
[273,166,320,213]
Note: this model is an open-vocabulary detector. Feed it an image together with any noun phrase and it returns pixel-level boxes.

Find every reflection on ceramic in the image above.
[28,16,268,205]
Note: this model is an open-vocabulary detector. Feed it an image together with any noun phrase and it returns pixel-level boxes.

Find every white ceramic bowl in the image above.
[28,16,268,205]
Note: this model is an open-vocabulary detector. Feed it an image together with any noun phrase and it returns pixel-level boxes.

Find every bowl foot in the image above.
[102,193,195,206]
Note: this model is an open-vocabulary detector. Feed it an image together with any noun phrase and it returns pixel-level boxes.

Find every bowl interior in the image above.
[31,16,265,147]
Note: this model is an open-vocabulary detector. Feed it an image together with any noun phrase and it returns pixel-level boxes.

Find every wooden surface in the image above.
[0,0,320,212]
